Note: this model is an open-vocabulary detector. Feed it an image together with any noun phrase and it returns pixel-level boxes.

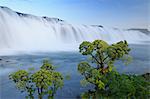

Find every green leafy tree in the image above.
[9,70,35,99]
[31,69,53,99]
[9,60,64,99]
[78,40,131,90]
[78,40,150,98]
[40,60,64,98]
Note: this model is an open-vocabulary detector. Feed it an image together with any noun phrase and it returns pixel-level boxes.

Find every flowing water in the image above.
[0,6,150,54]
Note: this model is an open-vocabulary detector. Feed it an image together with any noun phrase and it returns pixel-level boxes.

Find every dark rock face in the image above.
[127,28,150,35]
[16,12,28,17]
[91,25,103,28]
[0,6,64,23]
[142,73,150,80]
[0,59,2,61]
[43,16,48,19]
[0,6,9,9]
[42,16,64,22]
[1,6,4,8]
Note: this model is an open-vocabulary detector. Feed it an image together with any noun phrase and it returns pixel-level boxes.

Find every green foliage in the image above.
[40,60,54,71]
[9,70,29,83]
[9,70,34,99]
[31,69,53,93]
[78,40,150,98]
[78,40,131,89]
[9,60,64,99]
[107,73,150,98]
[81,72,150,99]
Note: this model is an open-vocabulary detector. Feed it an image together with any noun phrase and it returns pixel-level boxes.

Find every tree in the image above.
[9,60,64,99]
[39,60,64,98]
[78,40,150,98]
[9,70,35,99]
[78,40,131,90]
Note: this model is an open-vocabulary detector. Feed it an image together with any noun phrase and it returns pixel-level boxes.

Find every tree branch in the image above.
[90,53,101,65]
[103,56,109,63]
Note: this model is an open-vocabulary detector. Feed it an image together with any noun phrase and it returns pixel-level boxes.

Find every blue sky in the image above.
[0,0,149,28]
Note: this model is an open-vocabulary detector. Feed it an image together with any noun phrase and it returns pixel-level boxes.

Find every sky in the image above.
[0,0,149,29]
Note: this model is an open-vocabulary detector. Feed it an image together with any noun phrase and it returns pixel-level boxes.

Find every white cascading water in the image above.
[0,6,150,55]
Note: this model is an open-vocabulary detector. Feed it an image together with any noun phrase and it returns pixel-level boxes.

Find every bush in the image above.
[9,60,64,99]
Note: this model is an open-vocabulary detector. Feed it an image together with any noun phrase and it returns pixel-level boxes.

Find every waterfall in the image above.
[0,6,150,54]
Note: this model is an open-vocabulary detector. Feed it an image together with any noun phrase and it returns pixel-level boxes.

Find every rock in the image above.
[127,28,150,35]
[141,73,150,80]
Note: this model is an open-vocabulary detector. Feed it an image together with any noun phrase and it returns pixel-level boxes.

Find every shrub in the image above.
[9,60,64,99]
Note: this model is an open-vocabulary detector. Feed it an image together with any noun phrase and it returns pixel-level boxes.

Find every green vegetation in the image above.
[78,40,150,98]
[9,39,150,99]
[9,60,64,99]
